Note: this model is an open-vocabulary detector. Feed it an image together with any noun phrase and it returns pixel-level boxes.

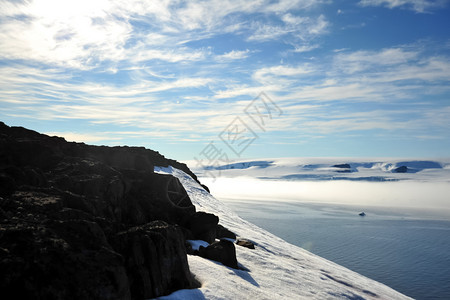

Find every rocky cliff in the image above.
[0,122,227,299]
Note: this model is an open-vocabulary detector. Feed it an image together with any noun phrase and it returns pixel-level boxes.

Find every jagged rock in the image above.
[201,184,210,193]
[236,238,256,249]
[183,211,219,244]
[199,240,238,269]
[216,224,237,240]
[0,122,203,299]
[0,122,200,185]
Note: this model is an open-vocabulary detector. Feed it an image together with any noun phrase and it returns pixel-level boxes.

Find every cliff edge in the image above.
[0,122,221,299]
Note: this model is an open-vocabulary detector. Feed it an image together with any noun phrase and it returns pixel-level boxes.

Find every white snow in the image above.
[154,166,412,300]
[187,240,210,251]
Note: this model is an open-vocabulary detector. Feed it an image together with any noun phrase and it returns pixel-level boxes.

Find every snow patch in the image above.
[187,240,209,251]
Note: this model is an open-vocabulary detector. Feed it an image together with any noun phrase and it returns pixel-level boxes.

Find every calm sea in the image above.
[221,199,450,300]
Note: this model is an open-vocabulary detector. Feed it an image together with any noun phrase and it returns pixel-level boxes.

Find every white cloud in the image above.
[255,65,313,77]
[302,111,412,134]
[333,48,420,74]
[292,44,320,53]
[0,65,215,109]
[304,14,328,36]
[129,47,207,63]
[44,132,122,143]
[381,56,450,82]
[329,48,450,90]
[248,14,328,41]
[172,0,325,31]
[1,1,449,152]
[290,83,384,102]
[358,0,447,13]
[216,49,251,61]
[263,0,325,13]
[212,44,449,117]
[214,85,273,99]
[253,64,314,85]
[0,0,329,70]
[247,23,290,41]
[0,0,131,69]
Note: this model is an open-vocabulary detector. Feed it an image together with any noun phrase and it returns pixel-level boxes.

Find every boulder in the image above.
[199,240,238,269]
[216,224,237,240]
[236,238,256,249]
[183,212,219,243]
[201,184,210,193]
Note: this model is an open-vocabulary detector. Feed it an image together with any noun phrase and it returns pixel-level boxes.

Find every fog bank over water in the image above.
[191,158,450,217]
[200,178,450,216]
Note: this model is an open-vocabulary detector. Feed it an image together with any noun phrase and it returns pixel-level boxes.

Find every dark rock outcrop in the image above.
[0,122,205,299]
[199,240,238,269]
[332,164,352,173]
[0,213,131,300]
[393,166,408,173]
[0,122,200,186]
[200,184,210,193]
[216,224,237,240]
[332,163,351,169]
[183,211,219,244]
[112,221,198,299]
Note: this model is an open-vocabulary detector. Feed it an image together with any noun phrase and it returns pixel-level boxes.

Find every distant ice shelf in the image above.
[187,157,450,183]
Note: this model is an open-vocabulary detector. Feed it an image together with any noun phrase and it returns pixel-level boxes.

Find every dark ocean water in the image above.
[221,199,450,300]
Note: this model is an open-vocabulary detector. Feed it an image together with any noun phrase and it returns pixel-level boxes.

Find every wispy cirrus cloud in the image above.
[212,43,449,104]
[0,0,449,158]
[332,48,420,74]
[216,49,251,61]
[358,0,447,13]
[0,0,329,69]
[209,42,450,145]
[247,14,328,41]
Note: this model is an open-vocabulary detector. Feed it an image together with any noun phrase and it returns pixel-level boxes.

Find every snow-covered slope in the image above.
[155,166,411,300]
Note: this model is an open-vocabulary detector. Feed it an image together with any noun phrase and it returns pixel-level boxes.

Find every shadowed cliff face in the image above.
[0,122,201,299]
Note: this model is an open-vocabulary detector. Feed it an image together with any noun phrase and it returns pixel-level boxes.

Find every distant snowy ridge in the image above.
[155,166,411,300]
[207,160,443,172]
[189,158,450,182]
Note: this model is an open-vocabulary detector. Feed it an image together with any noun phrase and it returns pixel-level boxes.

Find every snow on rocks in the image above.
[155,166,411,300]
[187,240,210,251]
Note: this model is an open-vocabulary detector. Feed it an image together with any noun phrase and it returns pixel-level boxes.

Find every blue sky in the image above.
[1,0,449,161]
